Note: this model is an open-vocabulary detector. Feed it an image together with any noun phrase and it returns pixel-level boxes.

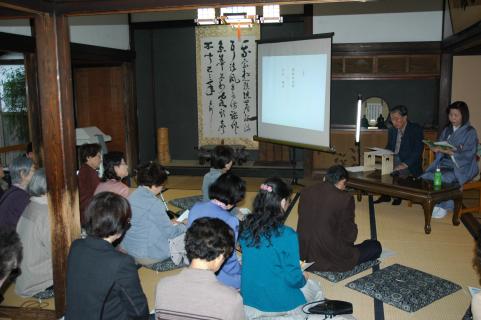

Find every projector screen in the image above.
[257,34,332,151]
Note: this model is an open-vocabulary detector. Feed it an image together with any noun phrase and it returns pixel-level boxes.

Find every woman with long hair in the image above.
[422,101,479,219]
[240,177,323,318]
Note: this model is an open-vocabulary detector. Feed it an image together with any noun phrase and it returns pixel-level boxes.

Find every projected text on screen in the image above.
[261,54,327,132]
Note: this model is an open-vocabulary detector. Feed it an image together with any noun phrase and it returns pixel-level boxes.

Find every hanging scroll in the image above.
[196,25,259,149]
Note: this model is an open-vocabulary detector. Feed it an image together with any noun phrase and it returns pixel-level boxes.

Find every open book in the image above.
[301,261,315,271]
[422,140,456,150]
[176,209,189,223]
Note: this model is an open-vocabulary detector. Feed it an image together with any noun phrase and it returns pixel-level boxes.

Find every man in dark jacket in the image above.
[297,165,382,272]
[375,105,424,205]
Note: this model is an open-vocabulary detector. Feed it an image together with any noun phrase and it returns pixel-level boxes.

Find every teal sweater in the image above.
[240,225,306,312]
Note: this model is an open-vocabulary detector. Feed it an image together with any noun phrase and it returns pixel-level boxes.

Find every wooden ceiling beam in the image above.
[52,0,362,15]
[0,31,35,53]
[0,1,51,15]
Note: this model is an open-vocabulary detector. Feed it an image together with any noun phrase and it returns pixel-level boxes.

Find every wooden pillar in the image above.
[24,53,43,167]
[303,4,314,178]
[438,52,452,133]
[122,62,139,173]
[34,12,80,318]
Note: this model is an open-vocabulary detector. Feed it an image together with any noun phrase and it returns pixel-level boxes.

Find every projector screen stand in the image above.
[289,147,304,187]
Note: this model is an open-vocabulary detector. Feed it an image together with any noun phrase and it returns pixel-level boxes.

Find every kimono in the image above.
[421,122,479,210]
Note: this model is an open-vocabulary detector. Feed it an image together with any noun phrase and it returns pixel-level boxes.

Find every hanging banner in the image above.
[196,25,259,149]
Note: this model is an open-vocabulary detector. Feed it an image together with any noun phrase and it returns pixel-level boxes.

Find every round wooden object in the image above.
[157,127,171,164]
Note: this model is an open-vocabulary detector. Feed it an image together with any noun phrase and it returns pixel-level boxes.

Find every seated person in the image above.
[25,142,37,164]
[375,105,424,205]
[0,160,8,199]
[202,145,234,201]
[240,177,323,318]
[155,217,245,320]
[189,173,245,289]
[472,237,481,320]
[0,228,22,290]
[121,162,187,265]
[298,165,382,273]
[66,192,149,320]
[0,156,35,228]
[15,169,53,297]
[78,143,102,226]
[421,101,479,219]
[95,151,130,198]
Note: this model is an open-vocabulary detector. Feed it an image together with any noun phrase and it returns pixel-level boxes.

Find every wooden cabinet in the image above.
[332,54,440,80]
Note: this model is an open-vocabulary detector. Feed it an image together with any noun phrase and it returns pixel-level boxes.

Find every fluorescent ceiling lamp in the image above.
[195,8,217,25]
[220,6,257,25]
[260,4,283,23]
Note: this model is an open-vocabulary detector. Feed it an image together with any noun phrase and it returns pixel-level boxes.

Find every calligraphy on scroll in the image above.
[196,26,258,147]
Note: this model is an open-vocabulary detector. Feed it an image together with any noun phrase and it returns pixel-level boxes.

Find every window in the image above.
[0,62,29,166]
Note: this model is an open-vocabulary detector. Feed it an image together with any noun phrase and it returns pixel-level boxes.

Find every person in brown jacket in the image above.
[78,143,102,226]
[297,165,381,272]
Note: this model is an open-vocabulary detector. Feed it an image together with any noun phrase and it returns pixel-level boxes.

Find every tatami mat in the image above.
[1,177,478,320]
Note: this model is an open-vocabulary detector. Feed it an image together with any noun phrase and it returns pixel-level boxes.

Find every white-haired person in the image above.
[16,168,53,297]
[0,156,35,228]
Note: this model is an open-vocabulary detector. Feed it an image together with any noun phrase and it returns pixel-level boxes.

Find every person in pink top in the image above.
[95,152,130,198]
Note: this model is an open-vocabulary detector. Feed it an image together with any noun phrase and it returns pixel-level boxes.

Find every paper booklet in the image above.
[301,261,315,272]
[176,209,189,223]
[423,139,456,150]
[469,286,481,297]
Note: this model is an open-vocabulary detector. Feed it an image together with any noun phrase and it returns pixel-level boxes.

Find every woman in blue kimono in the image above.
[422,101,479,219]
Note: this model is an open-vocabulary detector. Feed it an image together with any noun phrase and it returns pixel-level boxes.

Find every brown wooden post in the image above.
[303,4,314,178]
[438,52,452,133]
[34,12,80,318]
[24,53,44,167]
[122,62,139,174]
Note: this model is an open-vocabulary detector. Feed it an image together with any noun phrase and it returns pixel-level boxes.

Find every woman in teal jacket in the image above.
[240,177,323,318]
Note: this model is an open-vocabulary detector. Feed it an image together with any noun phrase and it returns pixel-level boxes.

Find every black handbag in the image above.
[307,299,353,318]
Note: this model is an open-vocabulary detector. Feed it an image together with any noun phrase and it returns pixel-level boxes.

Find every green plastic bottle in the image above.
[433,167,442,188]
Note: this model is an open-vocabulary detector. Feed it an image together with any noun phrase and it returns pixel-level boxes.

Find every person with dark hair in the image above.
[240,177,323,318]
[155,218,245,319]
[0,160,8,199]
[421,101,479,219]
[188,172,245,289]
[297,165,382,273]
[78,143,102,226]
[66,192,149,320]
[202,145,234,201]
[94,151,130,198]
[374,105,424,205]
[120,162,187,265]
[0,228,22,289]
[15,169,53,297]
[0,155,35,228]
[25,142,35,161]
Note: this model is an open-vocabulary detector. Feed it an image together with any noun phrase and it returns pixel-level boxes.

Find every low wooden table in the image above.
[198,144,248,165]
[347,170,462,234]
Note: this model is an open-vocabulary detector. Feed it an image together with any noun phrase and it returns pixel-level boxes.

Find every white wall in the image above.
[452,56,481,136]
[0,19,31,36]
[0,15,130,50]
[313,11,443,43]
[69,14,130,50]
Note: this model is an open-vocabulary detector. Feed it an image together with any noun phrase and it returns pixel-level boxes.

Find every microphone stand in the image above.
[289,147,304,187]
